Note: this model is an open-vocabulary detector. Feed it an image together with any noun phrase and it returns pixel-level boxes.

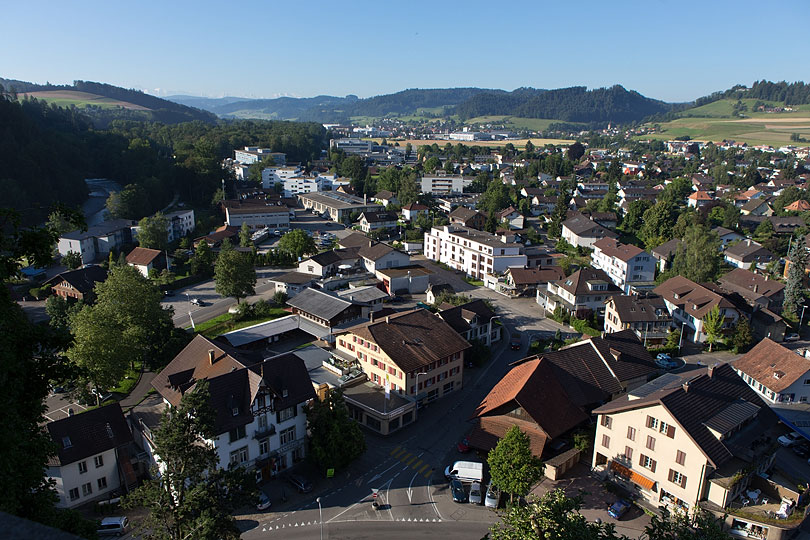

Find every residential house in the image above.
[356,211,398,234]
[785,199,810,212]
[194,225,239,248]
[592,364,782,523]
[561,213,618,249]
[525,247,561,268]
[591,238,656,293]
[425,283,454,305]
[424,225,527,280]
[687,191,714,208]
[741,198,774,216]
[46,403,133,508]
[724,240,775,270]
[769,216,805,236]
[538,267,621,319]
[357,241,410,273]
[45,265,107,301]
[376,265,432,295]
[651,239,682,272]
[712,226,744,248]
[604,294,672,346]
[297,248,360,277]
[498,206,525,230]
[373,190,398,207]
[468,357,589,458]
[223,199,290,230]
[734,338,810,404]
[126,247,167,278]
[448,206,486,230]
[420,174,473,194]
[717,268,785,313]
[335,308,470,404]
[147,335,315,480]
[336,286,389,318]
[502,266,565,297]
[58,219,135,265]
[286,288,364,342]
[654,276,742,344]
[401,202,429,222]
[266,271,315,299]
[588,211,618,230]
[436,299,501,347]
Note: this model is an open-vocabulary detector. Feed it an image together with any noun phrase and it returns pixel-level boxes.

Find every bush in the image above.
[29,284,52,300]
[273,291,288,306]
[253,299,274,318]
[648,345,679,357]
[570,317,601,337]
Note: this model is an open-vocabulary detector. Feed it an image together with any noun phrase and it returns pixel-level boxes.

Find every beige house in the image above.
[592,364,804,539]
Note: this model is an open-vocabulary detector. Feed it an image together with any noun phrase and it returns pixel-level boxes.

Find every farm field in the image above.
[464,115,582,131]
[20,90,150,110]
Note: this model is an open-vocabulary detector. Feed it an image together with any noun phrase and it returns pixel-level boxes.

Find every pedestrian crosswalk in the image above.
[390,446,433,478]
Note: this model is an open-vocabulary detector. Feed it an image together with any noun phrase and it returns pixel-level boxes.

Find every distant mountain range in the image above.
[168,85,673,126]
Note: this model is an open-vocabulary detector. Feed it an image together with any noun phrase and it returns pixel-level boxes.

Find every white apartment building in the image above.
[145,336,315,480]
[591,238,656,293]
[261,166,304,189]
[224,201,290,230]
[234,147,286,165]
[420,175,474,195]
[57,219,135,264]
[424,225,527,280]
[734,338,810,405]
[165,209,195,242]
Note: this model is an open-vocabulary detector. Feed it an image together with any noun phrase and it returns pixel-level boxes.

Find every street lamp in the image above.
[800,305,808,336]
[316,496,323,540]
[414,372,428,408]
[677,320,687,353]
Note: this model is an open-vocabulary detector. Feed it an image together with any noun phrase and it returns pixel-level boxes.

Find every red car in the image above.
[457,438,471,453]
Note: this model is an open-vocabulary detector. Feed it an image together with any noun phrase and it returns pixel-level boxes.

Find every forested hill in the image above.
[0,77,217,126]
[692,80,810,108]
[454,85,673,123]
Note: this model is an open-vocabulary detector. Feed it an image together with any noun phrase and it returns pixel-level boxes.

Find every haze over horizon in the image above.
[2,0,808,103]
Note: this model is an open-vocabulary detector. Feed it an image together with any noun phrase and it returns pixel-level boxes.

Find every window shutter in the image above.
[639,453,645,467]
[680,475,687,488]
[668,469,675,482]
[667,425,675,438]
[276,411,281,424]
[650,459,657,473]
[646,415,653,428]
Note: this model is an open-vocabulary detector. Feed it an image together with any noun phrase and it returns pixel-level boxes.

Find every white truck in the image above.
[444,460,484,483]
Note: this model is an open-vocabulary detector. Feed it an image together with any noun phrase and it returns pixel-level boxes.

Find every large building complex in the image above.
[423,225,527,280]
[297,192,381,223]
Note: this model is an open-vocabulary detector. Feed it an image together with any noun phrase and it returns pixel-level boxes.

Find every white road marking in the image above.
[427,478,443,520]
[367,462,400,484]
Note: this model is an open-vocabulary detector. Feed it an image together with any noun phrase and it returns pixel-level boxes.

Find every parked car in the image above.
[97,516,129,536]
[273,229,282,236]
[457,437,471,453]
[778,431,804,447]
[608,499,631,519]
[450,478,467,503]
[785,333,800,342]
[190,298,205,306]
[485,482,500,508]
[389,295,404,304]
[257,491,272,511]
[793,444,810,459]
[287,473,313,493]
[655,354,679,369]
[510,333,522,350]
[468,481,483,505]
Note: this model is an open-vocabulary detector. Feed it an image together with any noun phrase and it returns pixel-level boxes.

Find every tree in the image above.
[239,222,252,247]
[669,225,722,283]
[123,379,255,540]
[61,250,82,270]
[46,211,77,237]
[190,240,216,277]
[210,187,226,206]
[67,305,132,393]
[490,489,628,540]
[214,248,256,302]
[485,212,499,234]
[398,172,421,206]
[138,212,170,251]
[273,290,288,306]
[753,219,774,242]
[702,305,724,351]
[106,183,149,219]
[645,507,728,540]
[640,201,677,249]
[666,328,681,349]
[731,317,753,354]
[488,425,542,503]
[277,229,317,260]
[620,199,652,232]
[479,181,512,217]
[305,389,366,472]
[567,141,585,161]
[783,238,807,316]
[423,156,442,171]
[45,295,83,331]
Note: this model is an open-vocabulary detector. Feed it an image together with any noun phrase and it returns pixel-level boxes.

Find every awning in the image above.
[610,461,656,491]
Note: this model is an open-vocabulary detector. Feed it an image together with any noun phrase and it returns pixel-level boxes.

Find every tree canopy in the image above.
[138,212,170,251]
[214,247,256,301]
[277,229,317,260]
[305,389,366,472]
[488,425,543,503]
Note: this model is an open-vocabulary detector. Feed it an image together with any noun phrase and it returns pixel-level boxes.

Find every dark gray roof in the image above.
[337,285,389,303]
[725,240,774,262]
[60,219,134,241]
[437,299,496,334]
[46,403,132,466]
[286,288,353,319]
[555,267,621,297]
[45,265,107,295]
[651,238,682,259]
[272,271,316,285]
[606,294,670,323]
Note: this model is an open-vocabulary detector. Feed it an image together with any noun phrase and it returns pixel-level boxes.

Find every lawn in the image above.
[110,361,143,395]
[19,90,149,110]
[464,115,581,132]
[191,308,289,339]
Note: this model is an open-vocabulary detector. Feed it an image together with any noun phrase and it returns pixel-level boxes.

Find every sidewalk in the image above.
[119,369,156,410]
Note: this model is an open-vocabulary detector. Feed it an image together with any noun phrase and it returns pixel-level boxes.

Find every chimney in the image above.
[386,316,390,323]
[208,349,215,364]
[364,193,367,204]
[753,284,758,293]
[369,240,373,247]
[707,364,715,378]
[683,381,690,393]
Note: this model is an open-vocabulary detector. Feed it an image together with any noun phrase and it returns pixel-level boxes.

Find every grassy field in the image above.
[20,90,150,110]
[465,115,581,132]
[368,137,574,148]
[191,308,288,338]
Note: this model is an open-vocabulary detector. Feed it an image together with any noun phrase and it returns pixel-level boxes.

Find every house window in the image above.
[94,455,103,468]
[627,426,636,441]
[259,438,269,456]
[601,415,612,429]
[669,469,687,488]
[82,482,93,496]
[69,488,79,501]
[676,450,686,466]
[625,446,633,460]
[97,477,107,490]
[258,415,267,429]
[229,425,246,443]
[646,435,656,451]
[646,416,659,430]
[229,446,249,466]
[280,426,296,445]
[659,422,675,438]
[78,461,87,474]
[640,454,656,472]
[278,406,295,423]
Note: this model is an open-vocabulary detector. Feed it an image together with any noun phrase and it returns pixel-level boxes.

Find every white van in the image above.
[444,460,484,483]
[97,516,129,536]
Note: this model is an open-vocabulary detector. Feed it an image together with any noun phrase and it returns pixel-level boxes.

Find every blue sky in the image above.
[2,0,807,102]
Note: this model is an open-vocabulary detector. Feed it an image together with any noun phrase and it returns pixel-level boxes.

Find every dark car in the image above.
[450,478,467,503]
[608,499,631,519]
[287,473,313,493]
[794,444,810,459]
[510,333,522,350]
[457,437,471,453]
[390,295,404,304]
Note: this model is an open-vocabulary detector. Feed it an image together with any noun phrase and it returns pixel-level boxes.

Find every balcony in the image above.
[253,425,276,439]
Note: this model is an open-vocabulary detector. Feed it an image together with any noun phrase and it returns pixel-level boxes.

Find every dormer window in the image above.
[62,436,72,449]
[282,389,289,398]
[232,406,240,416]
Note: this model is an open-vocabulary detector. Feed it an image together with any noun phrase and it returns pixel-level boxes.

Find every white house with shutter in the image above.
[591,238,656,293]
